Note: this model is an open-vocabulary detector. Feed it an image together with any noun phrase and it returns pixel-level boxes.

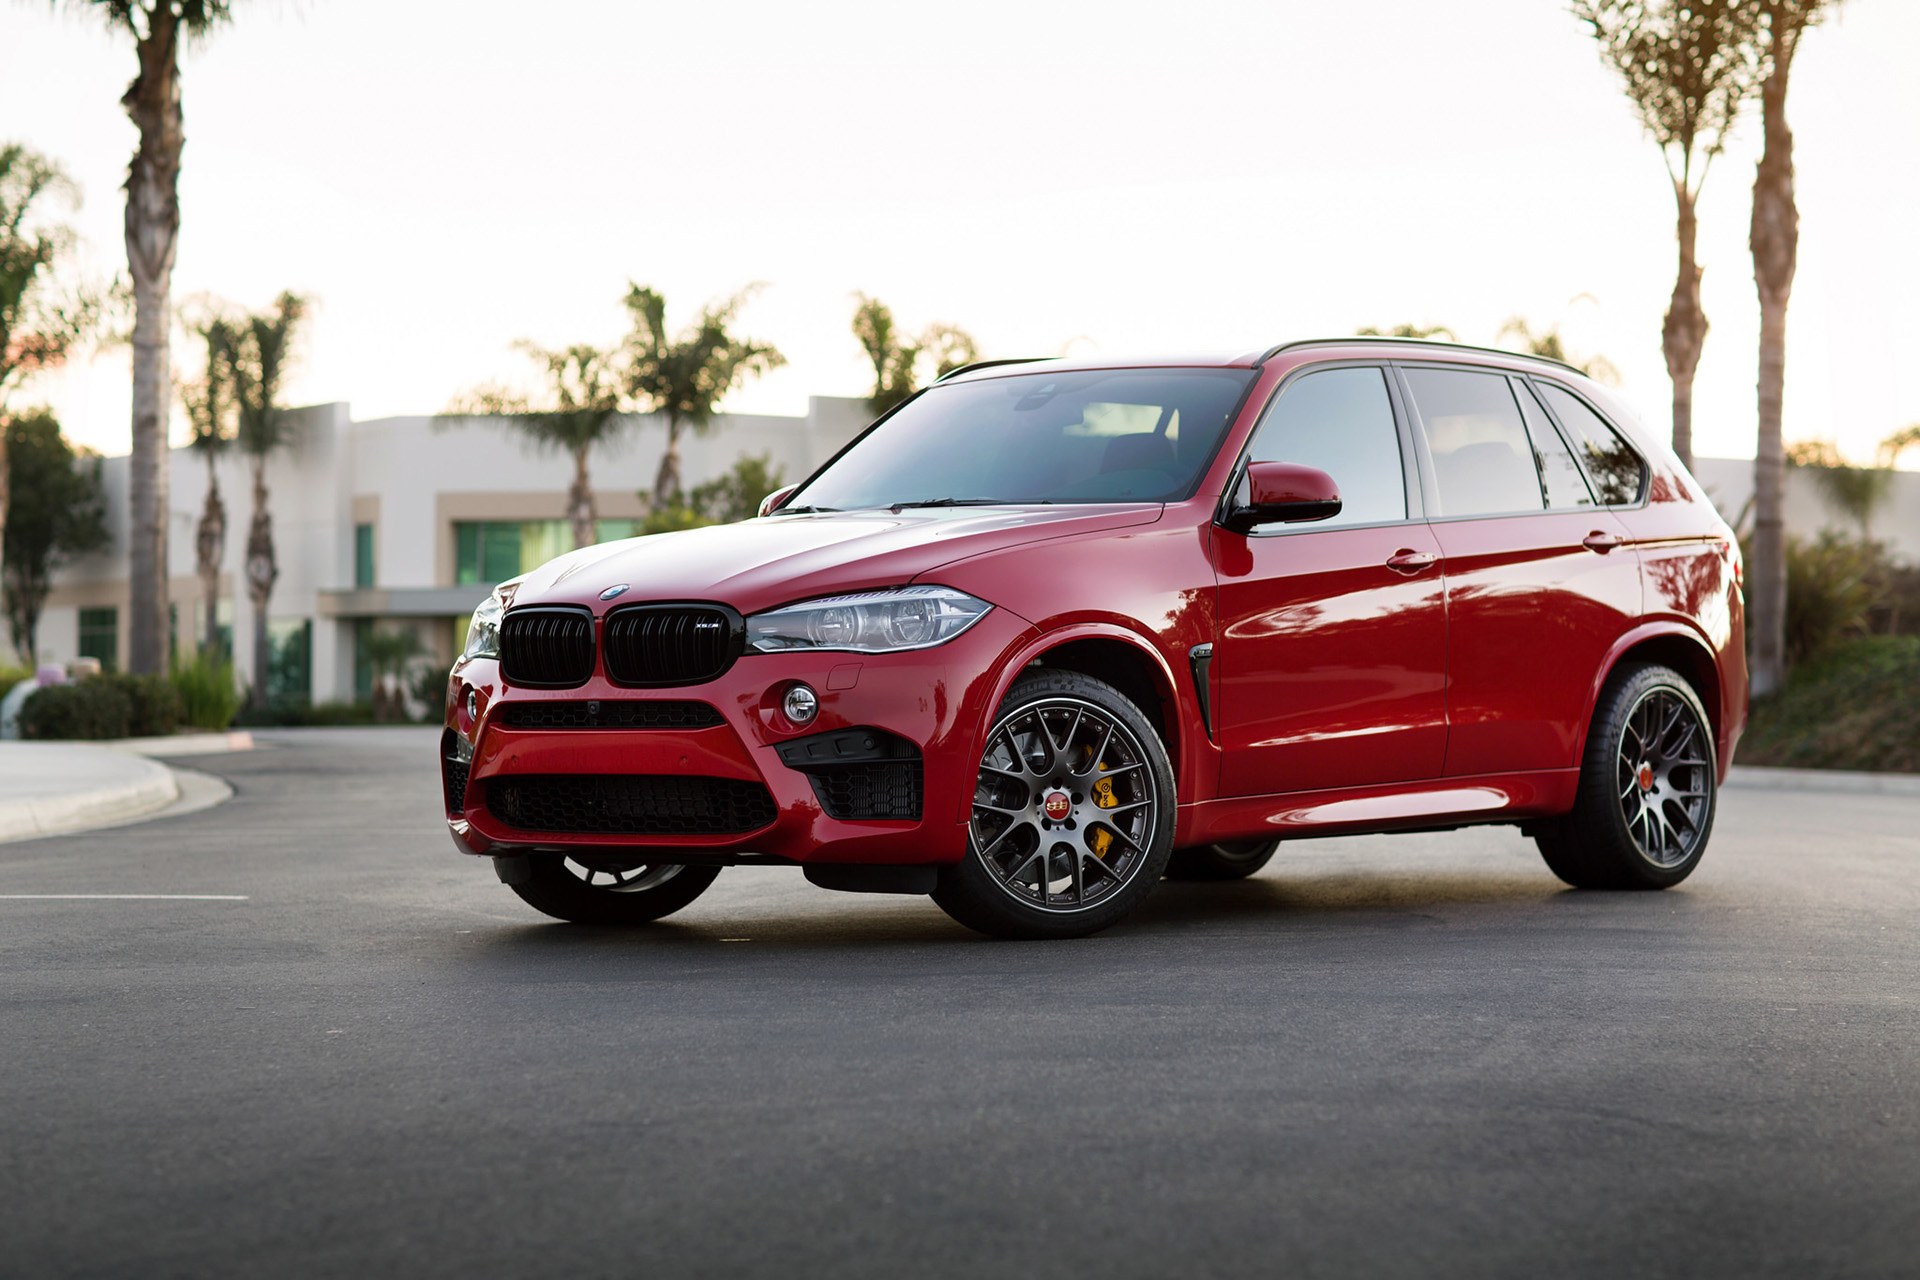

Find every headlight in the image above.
[463,588,506,659]
[746,586,992,654]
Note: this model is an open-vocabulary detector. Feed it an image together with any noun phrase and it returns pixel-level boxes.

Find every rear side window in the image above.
[1534,382,1646,506]
[1246,366,1407,528]
[1513,379,1595,509]
[1401,367,1544,518]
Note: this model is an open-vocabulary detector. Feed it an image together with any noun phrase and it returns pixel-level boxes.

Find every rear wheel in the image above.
[934,670,1175,939]
[508,855,722,924]
[1535,663,1716,890]
[1164,840,1279,881]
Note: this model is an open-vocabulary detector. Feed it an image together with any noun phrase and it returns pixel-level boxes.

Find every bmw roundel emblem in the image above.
[599,584,630,601]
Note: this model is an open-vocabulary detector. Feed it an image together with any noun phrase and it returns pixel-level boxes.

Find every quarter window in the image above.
[1246,367,1406,528]
[1513,380,1595,509]
[1402,368,1545,518]
[1534,383,1646,506]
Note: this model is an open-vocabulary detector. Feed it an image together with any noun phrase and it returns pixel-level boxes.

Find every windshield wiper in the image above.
[777,505,841,514]
[887,497,1027,510]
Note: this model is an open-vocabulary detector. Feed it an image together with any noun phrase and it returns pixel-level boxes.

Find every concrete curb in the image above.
[0,743,180,844]
[105,731,256,758]
[1725,764,1920,797]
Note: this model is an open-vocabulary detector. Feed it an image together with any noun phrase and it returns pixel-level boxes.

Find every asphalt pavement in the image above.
[2,725,1916,1279]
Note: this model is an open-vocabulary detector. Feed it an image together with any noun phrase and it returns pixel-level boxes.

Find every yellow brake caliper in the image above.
[1090,766,1117,860]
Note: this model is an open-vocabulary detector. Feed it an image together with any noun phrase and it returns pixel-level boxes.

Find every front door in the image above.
[1213,364,1449,796]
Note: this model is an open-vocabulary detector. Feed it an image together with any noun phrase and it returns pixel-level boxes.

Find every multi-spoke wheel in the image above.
[934,670,1175,938]
[1165,839,1279,881]
[507,853,722,924]
[1534,663,1717,890]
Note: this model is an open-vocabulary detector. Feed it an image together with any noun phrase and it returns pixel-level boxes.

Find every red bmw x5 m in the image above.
[442,338,1746,939]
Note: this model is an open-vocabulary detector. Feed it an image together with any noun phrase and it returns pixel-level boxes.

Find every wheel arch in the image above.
[1580,624,1726,774]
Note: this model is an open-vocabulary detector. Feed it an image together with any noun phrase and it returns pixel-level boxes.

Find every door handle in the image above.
[1582,530,1622,553]
[1385,549,1439,573]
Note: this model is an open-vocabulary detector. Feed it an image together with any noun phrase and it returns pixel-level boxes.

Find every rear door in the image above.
[1213,363,1449,795]
[1395,363,1641,777]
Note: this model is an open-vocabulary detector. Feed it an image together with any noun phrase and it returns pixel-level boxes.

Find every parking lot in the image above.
[3,726,1916,1278]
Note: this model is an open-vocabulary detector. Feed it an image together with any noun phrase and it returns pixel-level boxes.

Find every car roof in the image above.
[936,338,1589,385]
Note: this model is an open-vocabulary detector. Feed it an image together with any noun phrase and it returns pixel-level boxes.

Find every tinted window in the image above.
[1402,367,1544,518]
[1246,367,1406,527]
[1513,380,1595,509]
[1534,382,1646,506]
[790,368,1257,509]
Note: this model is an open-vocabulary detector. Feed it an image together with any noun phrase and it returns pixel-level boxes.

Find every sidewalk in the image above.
[0,733,253,843]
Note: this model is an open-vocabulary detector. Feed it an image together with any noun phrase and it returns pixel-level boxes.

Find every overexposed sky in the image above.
[3,0,1916,466]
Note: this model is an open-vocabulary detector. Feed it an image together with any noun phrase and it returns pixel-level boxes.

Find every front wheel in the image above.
[508,855,722,924]
[934,670,1176,939]
[1535,663,1717,890]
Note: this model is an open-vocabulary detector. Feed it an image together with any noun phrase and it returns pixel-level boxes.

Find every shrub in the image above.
[170,652,242,730]
[1743,530,1893,669]
[94,672,182,737]
[19,679,132,740]
[1739,635,1920,772]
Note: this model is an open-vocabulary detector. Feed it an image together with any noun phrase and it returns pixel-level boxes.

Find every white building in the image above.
[25,397,871,703]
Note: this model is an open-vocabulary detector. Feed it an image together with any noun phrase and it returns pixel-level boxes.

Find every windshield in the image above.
[790,367,1258,510]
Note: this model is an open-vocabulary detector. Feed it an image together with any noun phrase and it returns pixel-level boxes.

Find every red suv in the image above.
[442,339,1746,939]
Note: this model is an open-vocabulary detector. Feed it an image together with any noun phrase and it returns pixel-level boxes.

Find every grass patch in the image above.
[1738,635,1920,773]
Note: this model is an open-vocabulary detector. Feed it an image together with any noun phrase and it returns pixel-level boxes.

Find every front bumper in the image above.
[442,608,1036,865]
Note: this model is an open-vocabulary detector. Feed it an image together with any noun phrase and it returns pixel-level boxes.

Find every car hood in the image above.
[507,504,1165,616]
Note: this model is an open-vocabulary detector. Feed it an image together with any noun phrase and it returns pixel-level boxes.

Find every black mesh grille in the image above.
[603,605,740,687]
[495,700,724,730]
[499,607,595,688]
[808,760,924,821]
[486,774,777,835]
[441,730,470,816]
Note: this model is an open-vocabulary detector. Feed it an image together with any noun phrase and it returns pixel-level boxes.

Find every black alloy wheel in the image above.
[1164,839,1280,881]
[1535,663,1717,890]
[508,855,722,924]
[934,670,1175,939]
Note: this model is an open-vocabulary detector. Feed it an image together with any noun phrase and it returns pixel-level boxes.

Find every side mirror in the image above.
[757,484,802,518]
[1222,461,1342,532]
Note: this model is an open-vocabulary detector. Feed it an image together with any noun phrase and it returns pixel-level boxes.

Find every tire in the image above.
[1535,663,1717,890]
[508,855,722,924]
[1165,840,1279,881]
[934,670,1176,939]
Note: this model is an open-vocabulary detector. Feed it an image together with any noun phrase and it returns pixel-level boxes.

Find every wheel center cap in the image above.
[1637,762,1655,792]
[1042,790,1072,821]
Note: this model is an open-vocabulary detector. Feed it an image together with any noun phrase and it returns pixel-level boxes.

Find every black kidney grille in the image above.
[603,605,740,687]
[499,607,595,688]
[494,700,724,730]
[809,760,924,821]
[486,774,778,836]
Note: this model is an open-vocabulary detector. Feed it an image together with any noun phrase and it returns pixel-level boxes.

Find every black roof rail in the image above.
[933,356,1056,383]
[1256,336,1586,378]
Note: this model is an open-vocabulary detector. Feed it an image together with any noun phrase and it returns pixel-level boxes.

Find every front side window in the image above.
[1534,382,1647,506]
[787,368,1257,510]
[1402,367,1545,519]
[1245,366,1406,528]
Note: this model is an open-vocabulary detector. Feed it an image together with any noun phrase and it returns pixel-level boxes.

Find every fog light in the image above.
[783,683,819,726]
[464,688,478,721]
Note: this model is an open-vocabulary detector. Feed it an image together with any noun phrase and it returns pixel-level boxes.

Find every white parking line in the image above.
[0,894,249,900]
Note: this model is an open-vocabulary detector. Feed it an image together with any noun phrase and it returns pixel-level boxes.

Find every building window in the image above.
[353,618,374,702]
[355,523,376,588]
[78,607,118,670]
[266,618,312,704]
[454,520,575,586]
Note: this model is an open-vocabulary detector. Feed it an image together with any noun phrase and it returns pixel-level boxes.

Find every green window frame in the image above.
[354,523,376,588]
[78,607,118,670]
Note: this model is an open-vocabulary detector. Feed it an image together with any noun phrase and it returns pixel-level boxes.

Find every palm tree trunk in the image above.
[245,457,278,706]
[651,417,685,511]
[196,456,225,659]
[568,443,597,549]
[1663,179,1707,474]
[1749,48,1799,700]
[122,4,187,675]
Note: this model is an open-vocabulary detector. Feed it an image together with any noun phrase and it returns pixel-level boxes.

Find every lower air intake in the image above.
[486,774,777,836]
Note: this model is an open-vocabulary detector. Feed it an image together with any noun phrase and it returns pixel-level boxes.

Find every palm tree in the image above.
[449,342,625,550]
[623,284,785,510]
[1878,425,1920,470]
[852,294,980,416]
[1497,317,1621,384]
[1748,0,1840,699]
[1573,0,1763,474]
[178,315,235,657]
[226,291,306,706]
[75,0,233,675]
[1357,323,1457,341]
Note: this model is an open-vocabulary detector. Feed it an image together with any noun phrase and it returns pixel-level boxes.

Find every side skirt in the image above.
[1176,769,1580,846]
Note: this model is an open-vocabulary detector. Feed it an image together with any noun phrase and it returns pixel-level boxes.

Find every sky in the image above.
[2,0,1917,468]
